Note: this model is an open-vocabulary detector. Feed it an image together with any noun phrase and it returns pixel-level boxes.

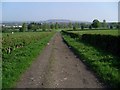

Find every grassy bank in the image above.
[62,33,120,88]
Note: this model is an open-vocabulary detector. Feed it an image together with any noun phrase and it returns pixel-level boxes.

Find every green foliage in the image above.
[68,22,73,29]
[81,25,84,30]
[2,32,55,88]
[2,27,19,33]
[55,22,59,29]
[118,22,120,29]
[42,23,47,31]
[102,20,107,29]
[62,32,120,88]
[62,30,120,57]
[28,22,42,31]
[110,25,113,29]
[89,25,92,29]
[73,26,76,30]
[92,19,100,28]
[19,28,22,32]
[74,23,79,29]
[20,23,27,32]
[80,23,85,30]
[70,30,119,36]
[50,24,54,30]
[81,34,120,57]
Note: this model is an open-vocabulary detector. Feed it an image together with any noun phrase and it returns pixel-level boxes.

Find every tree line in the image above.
[2,19,119,32]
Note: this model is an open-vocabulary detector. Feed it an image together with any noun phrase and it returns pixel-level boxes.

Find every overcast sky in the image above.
[1,1,119,22]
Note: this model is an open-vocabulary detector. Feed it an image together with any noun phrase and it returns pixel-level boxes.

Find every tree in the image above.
[72,23,79,30]
[73,26,76,30]
[68,22,72,29]
[102,20,107,29]
[19,28,22,32]
[38,23,42,29]
[42,23,48,31]
[119,22,120,29]
[92,19,100,28]
[116,23,120,29]
[110,25,113,29]
[28,23,33,31]
[50,24,54,30]
[89,25,92,29]
[20,23,27,32]
[80,23,85,30]
[74,23,79,29]
[28,22,42,32]
[55,22,59,29]
[81,25,84,30]
[50,24,55,30]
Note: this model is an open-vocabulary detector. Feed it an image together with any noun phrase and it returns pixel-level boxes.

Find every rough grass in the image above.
[2,32,55,88]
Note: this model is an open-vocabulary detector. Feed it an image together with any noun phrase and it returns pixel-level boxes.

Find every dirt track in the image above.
[16,32,103,88]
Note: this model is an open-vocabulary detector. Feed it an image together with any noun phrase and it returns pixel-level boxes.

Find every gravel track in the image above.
[16,32,103,88]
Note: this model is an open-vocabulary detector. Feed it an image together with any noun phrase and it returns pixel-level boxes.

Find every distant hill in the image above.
[2,19,91,25]
[46,19,72,23]
[45,19,91,24]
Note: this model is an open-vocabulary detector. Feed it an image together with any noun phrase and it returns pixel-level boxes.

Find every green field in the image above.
[2,32,55,88]
[69,30,119,36]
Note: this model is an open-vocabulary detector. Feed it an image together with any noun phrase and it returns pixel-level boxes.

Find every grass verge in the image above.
[2,32,54,88]
[62,33,120,88]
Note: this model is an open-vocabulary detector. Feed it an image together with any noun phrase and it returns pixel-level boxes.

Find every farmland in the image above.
[1,1,120,89]
[2,32,55,88]
[2,29,120,88]
[68,29,119,36]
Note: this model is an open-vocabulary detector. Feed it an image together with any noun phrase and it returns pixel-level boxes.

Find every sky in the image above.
[1,2,119,22]
[118,2,120,22]
[1,0,119,2]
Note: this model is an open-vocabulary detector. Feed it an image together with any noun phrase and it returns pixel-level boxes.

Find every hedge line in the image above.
[61,30,80,39]
[62,30,120,57]
[81,34,120,57]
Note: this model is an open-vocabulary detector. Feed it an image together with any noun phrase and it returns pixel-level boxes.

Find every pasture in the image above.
[69,30,119,36]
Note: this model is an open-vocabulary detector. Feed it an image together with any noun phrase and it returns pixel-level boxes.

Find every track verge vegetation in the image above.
[61,31,120,88]
[2,32,55,88]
